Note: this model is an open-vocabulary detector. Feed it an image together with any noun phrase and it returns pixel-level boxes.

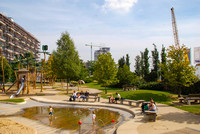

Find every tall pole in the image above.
[43,52,46,86]
[40,59,43,92]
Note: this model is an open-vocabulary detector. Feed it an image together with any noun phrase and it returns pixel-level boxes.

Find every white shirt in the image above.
[117,94,121,98]
[92,114,96,119]
[73,92,77,96]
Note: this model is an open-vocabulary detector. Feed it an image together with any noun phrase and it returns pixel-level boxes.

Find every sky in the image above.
[0,0,200,71]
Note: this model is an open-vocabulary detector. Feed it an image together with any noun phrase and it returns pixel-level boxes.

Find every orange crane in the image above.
[85,43,102,61]
[171,7,180,47]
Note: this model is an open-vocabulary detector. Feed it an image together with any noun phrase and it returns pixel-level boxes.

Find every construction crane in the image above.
[171,7,180,47]
[171,7,190,63]
[85,43,102,61]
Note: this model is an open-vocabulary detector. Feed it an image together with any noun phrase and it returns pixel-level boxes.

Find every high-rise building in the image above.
[94,47,110,60]
[0,13,40,61]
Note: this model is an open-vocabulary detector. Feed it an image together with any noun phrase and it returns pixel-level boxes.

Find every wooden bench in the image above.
[179,94,200,105]
[85,93,100,102]
[107,96,144,107]
[70,93,100,102]
[122,85,138,91]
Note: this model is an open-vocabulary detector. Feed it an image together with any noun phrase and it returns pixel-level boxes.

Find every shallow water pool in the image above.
[21,106,120,131]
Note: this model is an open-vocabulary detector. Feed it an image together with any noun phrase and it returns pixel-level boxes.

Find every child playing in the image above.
[49,106,54,117]
[92,111,96,125]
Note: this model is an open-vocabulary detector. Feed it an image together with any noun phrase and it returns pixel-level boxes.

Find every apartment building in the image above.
[0,13,40,61]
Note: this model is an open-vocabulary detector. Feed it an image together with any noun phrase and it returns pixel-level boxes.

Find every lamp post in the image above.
[39,45,49,92]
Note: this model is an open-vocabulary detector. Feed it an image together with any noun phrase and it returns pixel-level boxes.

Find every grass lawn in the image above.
[175,105,200,115]
[84,82,121,93]
[0,98,24,103]
[85,82,200,115]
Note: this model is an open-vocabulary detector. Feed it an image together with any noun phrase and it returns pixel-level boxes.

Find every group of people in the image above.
[72,90,89,102]
[109,92,122,104]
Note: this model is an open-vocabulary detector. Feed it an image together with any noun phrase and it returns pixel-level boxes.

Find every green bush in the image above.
[139,81,164,91]
[182,80,200,95]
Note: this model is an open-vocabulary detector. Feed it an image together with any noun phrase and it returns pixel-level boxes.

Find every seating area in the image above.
[70,93,100,102]
[107,96,144,107]
[122,85,138,91]
[178,94,200,105]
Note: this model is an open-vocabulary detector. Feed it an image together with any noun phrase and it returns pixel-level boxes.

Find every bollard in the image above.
[78,121,82,134]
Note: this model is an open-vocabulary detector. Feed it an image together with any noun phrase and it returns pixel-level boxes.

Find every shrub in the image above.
[139,81,164,91]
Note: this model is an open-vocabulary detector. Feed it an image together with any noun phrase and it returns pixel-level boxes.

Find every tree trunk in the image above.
[105,85,107,94]
[67,79,69,94]
[178,86,181,97]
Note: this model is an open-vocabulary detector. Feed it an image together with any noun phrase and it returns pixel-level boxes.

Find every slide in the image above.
[10,81,25,99]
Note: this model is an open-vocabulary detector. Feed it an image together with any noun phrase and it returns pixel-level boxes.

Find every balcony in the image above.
[16,31,21,35]
[9,27,15,32]
[14,37,19,41]
[0,37,6,42]
[16,45,21,49]
[6,49,13,53]
[14,51,19,55]
[8,42,15,46]
[28,39,32,42]
[21,41,25,44]
[6,33,13,38]
[0,20,6,26]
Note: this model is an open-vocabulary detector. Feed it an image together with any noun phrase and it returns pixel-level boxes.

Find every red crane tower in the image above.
[85,43,102,61]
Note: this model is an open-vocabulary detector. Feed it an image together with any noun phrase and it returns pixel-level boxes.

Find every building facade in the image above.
[0,13,40,61]
[94,47,110,60]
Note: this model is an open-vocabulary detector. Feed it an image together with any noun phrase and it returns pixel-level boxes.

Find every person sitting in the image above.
[72,91,77,101]
[110,94,115,103]
[84,91,89,101]
[115,92,121,104]
[79,90,85,101]
[148,98,156,111]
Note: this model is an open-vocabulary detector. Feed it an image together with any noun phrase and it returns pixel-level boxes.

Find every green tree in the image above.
[118,56,125,68]
[143,48,150,81]
[125,54,130,68]
[79,60,89,81]
[140,52,144,77]
[117,64,135,86]
[86,60,95,76]
[53,31,81,94]
[161,45,167,81]
[94,53,118,94]
[151,44,160,81]
[161,45,197,97]
[134,55,141,76]
[0,57,11,82]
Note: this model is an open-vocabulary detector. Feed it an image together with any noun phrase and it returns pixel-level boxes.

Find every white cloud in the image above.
[102,0,138,13]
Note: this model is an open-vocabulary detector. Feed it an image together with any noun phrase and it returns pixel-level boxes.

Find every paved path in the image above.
[1,85,200,134]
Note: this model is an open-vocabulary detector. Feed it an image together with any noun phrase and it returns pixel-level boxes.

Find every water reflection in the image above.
[21,106,120,130]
